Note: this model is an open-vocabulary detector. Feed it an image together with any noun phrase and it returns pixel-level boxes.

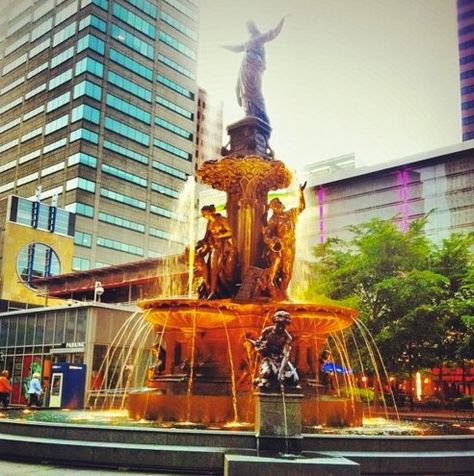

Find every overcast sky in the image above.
[197,0,461,172]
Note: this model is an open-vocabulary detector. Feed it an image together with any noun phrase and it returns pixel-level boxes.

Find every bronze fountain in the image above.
[128,18,360,433]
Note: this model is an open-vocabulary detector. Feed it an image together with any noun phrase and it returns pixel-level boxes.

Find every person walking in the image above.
[0,370,12,409]
[27,372,42,408]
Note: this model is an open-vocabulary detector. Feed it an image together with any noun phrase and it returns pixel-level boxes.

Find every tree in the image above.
[308,219,473,391]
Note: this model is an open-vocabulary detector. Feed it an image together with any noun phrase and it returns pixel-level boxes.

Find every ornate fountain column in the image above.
[197,117,292,285]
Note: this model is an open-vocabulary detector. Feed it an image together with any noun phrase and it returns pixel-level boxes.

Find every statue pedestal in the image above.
[223,116,273,159]
[255,391,303,454]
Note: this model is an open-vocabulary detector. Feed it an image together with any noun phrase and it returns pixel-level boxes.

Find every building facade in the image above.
[303,142,474,248]
[458,0,474,141]
[0,193,75,311]
[0,302,147,407]
[195,87,223,170]
[0,0,198,271]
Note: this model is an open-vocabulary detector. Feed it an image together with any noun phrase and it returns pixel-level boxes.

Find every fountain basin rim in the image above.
[139,298,357,318]
[138,298,358,331]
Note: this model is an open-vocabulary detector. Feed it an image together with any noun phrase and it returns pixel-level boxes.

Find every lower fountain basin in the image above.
[127,388,363,427]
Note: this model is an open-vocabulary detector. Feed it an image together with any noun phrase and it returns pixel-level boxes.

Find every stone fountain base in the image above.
[127,388,362,427]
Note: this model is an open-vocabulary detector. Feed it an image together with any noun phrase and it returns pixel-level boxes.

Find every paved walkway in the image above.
[0,459,185,475]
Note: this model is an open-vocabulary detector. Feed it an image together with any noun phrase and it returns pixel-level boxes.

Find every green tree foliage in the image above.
[309,218,473,378]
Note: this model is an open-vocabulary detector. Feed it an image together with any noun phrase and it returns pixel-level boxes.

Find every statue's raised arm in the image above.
[223,18,286,125]
[258,17,285,45]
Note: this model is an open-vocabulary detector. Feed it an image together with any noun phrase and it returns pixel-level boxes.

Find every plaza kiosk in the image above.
[49,363,86,409]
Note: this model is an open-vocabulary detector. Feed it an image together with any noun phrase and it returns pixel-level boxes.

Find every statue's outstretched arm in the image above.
[298,181,307,214]
[260,17,286,44]
[221,43,245,53]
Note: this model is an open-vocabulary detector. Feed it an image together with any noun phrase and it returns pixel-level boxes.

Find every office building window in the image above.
[150,204,174,219]
[44,114,69,135]
[46,91,71,113]
[156,95,193,120]
[112,3,155,39]
[41,161,65,177]
[100,187,146,209]
[162,0,197,21]
[65,202,94,217]
[53,21,77,48]
[17,243,61,284]
[92,0,108,10]
[71,104,101,125]
[155,116,192,140]
[21,127,42,143]
[43,138,67,154]
[103,139,148,164]
[75,57,104,78]
[51,46,75,69]
[0,139,19,153]
[159,31,196,60]
[0,97,23,115]
[154,138,192,161]
[2,53,27,75]
[27,62,49,79]
[123,0,157,19]
[152,160,187,180]
[73,80,102,101]
[72,256,90,270]
[25,83,47,99]
[157,53,195,80]
[1,77,25,96]
[111,24,154,59]
[54,0,78,27]
[160,11,197,40]
[109,48,153,81]
[18,150,41,165]
[74,230,92,247]
[108,70,151,102]
[77,34,106,55]
[149,227,171,240]
[68,152,98,168]
[31,18,53,42]
[104,116,150,146]
[4,34,29,57]
[69,127,99,144]
[97,236,144,256]
[0,117,20,134]
[99,211,145,233]
[66,177,96,193]
[152,182,179,199]
[29,38,51,59]
[106,94,151,124]
[49,69,73,90]
[157,74,194,100]
[23,105,45,121]
[102,163,147,187]
[79,14,107,33]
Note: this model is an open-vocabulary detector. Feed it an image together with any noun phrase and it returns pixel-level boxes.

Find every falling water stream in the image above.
[221,314,239,423]
[185,310,197,422]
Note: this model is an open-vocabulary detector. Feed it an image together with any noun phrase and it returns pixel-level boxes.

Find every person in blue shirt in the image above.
[27,372,42,408]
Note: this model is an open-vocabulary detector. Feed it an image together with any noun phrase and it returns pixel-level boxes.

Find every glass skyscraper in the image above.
[0,0,198,271]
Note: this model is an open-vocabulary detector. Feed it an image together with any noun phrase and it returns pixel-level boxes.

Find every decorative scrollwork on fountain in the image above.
[197,156,292,197]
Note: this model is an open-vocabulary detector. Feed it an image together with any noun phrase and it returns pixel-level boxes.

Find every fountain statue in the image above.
[222,17,285,125]
[250,309,299,390]
[128,17,360,431]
